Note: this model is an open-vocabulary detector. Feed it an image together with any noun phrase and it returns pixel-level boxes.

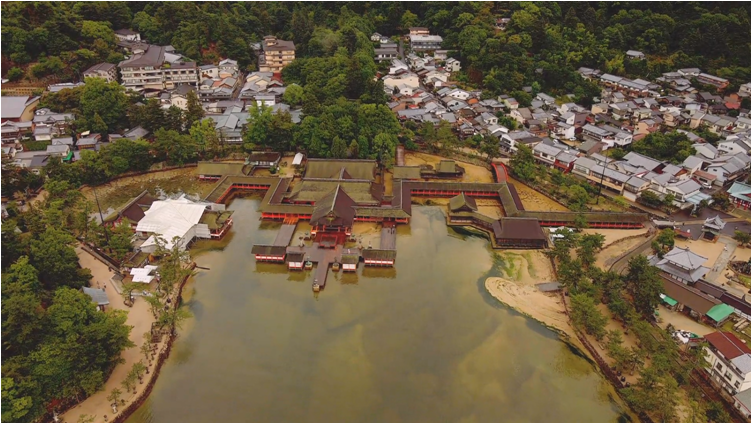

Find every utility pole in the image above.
[596,163,606,205]
[93,185,111,250]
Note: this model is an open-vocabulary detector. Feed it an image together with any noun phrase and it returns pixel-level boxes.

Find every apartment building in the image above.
[409,34,443,51]
[83,63,118,83]
[119,45,198,92]
[257,36,296,73]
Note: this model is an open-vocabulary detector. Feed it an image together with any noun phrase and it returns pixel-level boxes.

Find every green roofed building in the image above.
[706,303,735,325]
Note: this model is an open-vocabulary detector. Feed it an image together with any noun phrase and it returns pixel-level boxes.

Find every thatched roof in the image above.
[361,249,397,261]
[392,166,423,180]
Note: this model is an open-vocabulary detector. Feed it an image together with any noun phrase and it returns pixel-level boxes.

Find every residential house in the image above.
[409,27,430,36]
[76,133,102,151]
[739,83,751,98]
[370,32,384,42]
[718,133,751,156]
[693,142,718,160]
[625,49,645,60]
[1,121,32,143]
[500,130,541,154]
[256,36,296,73]
[1,96,39,123]
[532,143,561,167]
[123,126,150,141]
[504,97,520,111]
[409,34,443,51]
[734,388,751,419]
[445,57,461,72]
[434,50,448,60]
[703,331,751,395]
[114,29,140,42]
[697,73,730,91]
[706,154,750,185]
[375,48,399,62]
[83,62,118,83]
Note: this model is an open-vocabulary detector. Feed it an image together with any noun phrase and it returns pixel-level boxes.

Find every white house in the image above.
[445,58,461,73]
[718,134,751,156]
[114,29,140,42]
[703,331,751,396]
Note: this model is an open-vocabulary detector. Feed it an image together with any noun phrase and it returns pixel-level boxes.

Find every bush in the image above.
[7,67,24,82]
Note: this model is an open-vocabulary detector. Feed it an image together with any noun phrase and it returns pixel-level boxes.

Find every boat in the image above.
[332,262,340,272]
[304,261,313,270]
[312,279,320,292]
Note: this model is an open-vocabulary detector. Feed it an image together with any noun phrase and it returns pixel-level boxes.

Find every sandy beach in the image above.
[484,251,578,343]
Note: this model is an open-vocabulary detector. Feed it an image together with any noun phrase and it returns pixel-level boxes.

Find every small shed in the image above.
[340,253,360,272]
[82,287,110,311]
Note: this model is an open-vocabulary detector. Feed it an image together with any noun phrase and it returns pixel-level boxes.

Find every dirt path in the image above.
[62,247,159,423]
[404,151,494,183]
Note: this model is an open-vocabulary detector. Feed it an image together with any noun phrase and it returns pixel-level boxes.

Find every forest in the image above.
[3,2,750,95]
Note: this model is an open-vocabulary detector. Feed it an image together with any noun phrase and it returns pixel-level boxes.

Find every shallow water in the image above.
[129,198,623,423]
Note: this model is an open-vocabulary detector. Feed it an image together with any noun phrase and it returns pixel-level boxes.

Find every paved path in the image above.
[705,237,738,283]
[62,247,158,423]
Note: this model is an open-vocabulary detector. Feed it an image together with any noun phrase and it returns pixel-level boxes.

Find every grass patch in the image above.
[739,274,750,288]
[523,252,536,278]
[22,140,51,151]
[498,252,523,280]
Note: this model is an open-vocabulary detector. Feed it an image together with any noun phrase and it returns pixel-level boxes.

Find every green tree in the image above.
[7,67,24,82]
[184,90,205,128]
[190,119,222,159]
[734,230,751,247]
[570,293,608,341]
[400,10,419,31]
[29,227,91,290]
[624,255,664,317]
[283,83,304,107]
[656,228,675,250]
[510,144,538,182]
[79,78,128,133]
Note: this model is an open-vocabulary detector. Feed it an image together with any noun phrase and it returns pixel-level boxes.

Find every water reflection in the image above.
[129,199,622,423]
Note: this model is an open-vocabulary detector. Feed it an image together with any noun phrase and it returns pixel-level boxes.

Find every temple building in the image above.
[701,215,726,242]
[649,246,710,284]
[309,185,356,247]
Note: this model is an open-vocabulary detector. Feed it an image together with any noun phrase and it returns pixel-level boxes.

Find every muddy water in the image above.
[129,198,624,423]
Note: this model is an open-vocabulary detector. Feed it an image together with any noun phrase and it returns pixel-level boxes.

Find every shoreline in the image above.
[484,277,641,422]
[112,263,195,423]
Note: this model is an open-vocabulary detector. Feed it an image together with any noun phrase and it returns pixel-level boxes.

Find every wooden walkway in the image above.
[396,145,405,166]
[273,224,297,247]
[380,225,397,250]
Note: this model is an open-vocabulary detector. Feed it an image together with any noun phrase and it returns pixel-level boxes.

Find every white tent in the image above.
[292,152,305,166]
[136,198,211,253]
[130,265,159,283]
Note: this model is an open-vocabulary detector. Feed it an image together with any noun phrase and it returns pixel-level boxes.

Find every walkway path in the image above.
[609,231,657,274]
[705,237,738,283]
[62,247,158,423]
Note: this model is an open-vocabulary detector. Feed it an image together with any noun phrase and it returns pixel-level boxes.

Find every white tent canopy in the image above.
[130,265,159,283]
[136,197,211,253]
